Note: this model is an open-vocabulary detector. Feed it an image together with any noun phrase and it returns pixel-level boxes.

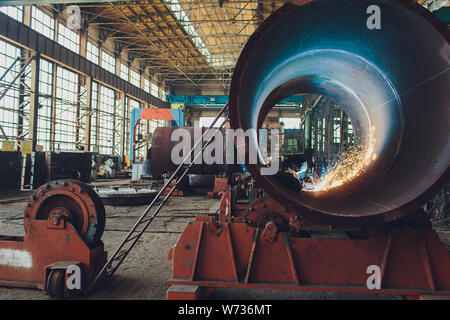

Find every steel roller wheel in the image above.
[46,270,66,299]
[24,179,106,247]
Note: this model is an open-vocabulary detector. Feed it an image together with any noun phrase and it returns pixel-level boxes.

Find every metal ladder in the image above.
[87,103,229,292]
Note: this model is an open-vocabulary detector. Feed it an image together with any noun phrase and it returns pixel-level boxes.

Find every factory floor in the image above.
[0,178,448,300]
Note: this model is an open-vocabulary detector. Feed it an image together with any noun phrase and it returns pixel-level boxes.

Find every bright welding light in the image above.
[305,137,375,193]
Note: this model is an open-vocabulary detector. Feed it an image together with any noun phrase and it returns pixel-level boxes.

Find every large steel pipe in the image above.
[151,127,237,175]
[229,0,450,224]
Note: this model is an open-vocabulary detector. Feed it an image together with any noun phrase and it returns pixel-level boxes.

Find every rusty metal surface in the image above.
[0,180,107,293]
[0,220,106,290]
[151,127,238,175]
[228,0,450,225]
[169,216,450,297]
[24,179,106,248]
[207,177,229,198]
[168,185,450,299]
[0,219,106,292]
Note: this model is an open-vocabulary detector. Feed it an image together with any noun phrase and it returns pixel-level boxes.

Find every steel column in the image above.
[28,53,40,152]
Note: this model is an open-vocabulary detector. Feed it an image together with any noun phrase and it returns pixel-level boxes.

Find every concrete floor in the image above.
[0,178,447,300]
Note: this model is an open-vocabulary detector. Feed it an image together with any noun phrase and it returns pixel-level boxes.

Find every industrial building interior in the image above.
[0,0,448,302]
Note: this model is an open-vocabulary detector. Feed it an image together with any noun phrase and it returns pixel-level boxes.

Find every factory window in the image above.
[151,83,159,97]
[123,97,132,156]
[322,118,326,151]
[86,41,99,65]
[90,81,99,151]
[280,118,300,129]
[130,99,146,160]
[0,6,23,22]
[36,59,53,151]
[55,66,78,151]
[315,119,324,152]
[0,40,21,140]
[112,93,123,154]
[199,117,226,128]
[348,121,354,145]
[128,98,141,152]
[161,89,166,101]
[57,22,80,54]
[101,51,116,74]
[145,108,166,157]
[31,7,55,40]
[144,78,150,93]
[149,118,166,134]
[130,69,140,87]
[120,63,129,81]
[98,85,116,155]
[333,117,341,144]
[314,118,325,152]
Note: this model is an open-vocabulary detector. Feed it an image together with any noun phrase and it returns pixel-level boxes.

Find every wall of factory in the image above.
[0,5,169,158]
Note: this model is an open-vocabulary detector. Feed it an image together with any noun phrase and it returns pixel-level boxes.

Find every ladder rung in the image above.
[111,250,128,262]
[124,233,141,243]
[139,217,154,225]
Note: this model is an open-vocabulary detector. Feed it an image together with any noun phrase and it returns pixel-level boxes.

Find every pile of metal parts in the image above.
[94,185,158,206]
[92,154,121,180]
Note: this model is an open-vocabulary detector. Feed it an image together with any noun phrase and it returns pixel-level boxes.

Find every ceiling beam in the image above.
[109,2,201,88]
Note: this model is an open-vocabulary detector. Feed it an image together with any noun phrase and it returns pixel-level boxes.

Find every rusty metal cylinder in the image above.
[151,126,238,175]
[228,0,450,224]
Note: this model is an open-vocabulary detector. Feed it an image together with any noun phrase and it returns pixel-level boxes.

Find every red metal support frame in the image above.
[207,177,229,198]
[0,219,106,294]
[244,227,259,285]
[167,189,450,299]
[283,233,300,286]
[168,218,450,298]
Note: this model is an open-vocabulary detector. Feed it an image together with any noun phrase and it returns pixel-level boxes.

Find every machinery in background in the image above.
[128,107,184,164]
[21,151,92,190]
[207,177,229,198]
[94,185,158,206]
[151,126,241,197]
[0,151,21,192]
[151,127,239,176]
[99,158,116,178]
[0,180,107,298]
[93,154,121,179]
[20,152,124,191]
[281,128,304,156]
